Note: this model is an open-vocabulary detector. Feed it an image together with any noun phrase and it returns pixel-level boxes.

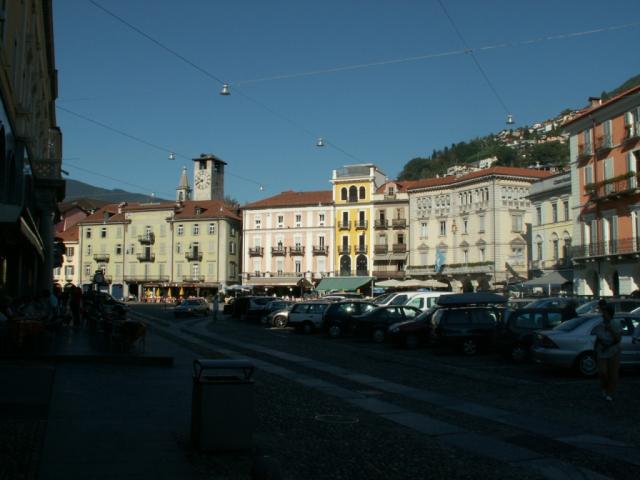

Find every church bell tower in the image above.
[193,153,226,201]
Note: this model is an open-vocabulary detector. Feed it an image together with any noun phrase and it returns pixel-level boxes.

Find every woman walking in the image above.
[594,303,621,402]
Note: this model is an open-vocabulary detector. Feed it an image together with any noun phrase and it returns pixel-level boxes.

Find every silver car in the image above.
[531,313,640,377]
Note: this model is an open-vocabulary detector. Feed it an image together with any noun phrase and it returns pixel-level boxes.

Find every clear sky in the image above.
[53,0,640,204]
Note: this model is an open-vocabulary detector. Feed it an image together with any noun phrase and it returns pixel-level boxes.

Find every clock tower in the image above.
[192,153,227,201]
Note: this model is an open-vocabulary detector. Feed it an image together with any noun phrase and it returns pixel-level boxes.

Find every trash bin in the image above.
[191,359,255,450]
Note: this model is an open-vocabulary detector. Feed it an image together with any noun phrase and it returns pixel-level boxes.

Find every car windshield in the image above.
[552,315,595,332]
[373,293,393,305]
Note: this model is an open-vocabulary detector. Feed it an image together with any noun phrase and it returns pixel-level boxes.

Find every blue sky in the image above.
[54,0,640,203]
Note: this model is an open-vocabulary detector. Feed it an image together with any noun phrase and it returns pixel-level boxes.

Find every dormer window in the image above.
[195,207,203,215]
[388,186,395,195]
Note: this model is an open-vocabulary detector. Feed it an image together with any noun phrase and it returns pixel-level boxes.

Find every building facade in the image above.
[406,167,551,289]
[241,190,334,293]
[371,180,412,280]
[0,0,64,298]
[565,88,640,296]
[527,171,573,277]
[53,225,80,288]
[331,164,387,277]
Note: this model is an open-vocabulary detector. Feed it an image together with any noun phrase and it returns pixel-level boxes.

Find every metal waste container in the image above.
[191,359,255,450]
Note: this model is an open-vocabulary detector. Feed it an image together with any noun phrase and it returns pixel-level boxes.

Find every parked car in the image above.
[286,301,332,333]
[404,292,450,312]
[497,308,574,362]
[575,299,640,315]
[532,313,640,377]
[372,291,421,307]
[231,296,274,321]
[174,298,209,317]
[323,300,377,338]
[266,301,295,327]
[354,305,422,343]
[323,291,364,300]
[262,299,292,322]
[84,291,128,318]
[523,297,587,310]
[429,292,508,355]
[388,309,434,348]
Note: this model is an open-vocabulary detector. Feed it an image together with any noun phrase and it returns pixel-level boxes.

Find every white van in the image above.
[373,291,422,307]
[405,292,450,311]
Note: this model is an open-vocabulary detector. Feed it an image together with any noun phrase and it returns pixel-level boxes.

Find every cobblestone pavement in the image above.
[129,304,640,480]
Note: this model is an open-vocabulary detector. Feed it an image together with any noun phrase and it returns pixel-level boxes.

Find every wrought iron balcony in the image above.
[595,134,613,152]
[289,245,305,256]
[355,244,368,254]
[123,275,169,283]
[338,245,352,255]
[374,244,388,254]
[185,251,203,261]
[374,219,388,229]
[392,243,407,253]
[586,175,639,202]
[623,123,640,142]
[93,253,110,262]
[577,143,593,159]
[181,275,205,283]
[338,221,351,230]
[391,218,407,228]
[136,253,155,262]
[355,220,368,230]
[138,233,155,244]
[271,246,287,256]
[572,238,640,259]
[312,245,329,255]
[249,247,264,257]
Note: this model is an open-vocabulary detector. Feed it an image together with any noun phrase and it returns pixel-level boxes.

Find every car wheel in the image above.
[328,324,342,338]
[510,344,528,363]
[302,321,314,334]
[461,339,478,356]
[575,351,598,377]
[274,316,287,328]
[404,334,419,349]
[372,328,385,343]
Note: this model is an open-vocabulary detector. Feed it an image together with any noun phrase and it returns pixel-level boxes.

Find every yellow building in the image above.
[331,164,386,276]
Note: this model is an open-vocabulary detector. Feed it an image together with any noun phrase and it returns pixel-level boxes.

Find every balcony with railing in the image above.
[93,253,110,262]
[289,245,305,256]
[623,123,640,143]
[124,275,169,283]
[185,251,203,261]
[577,143,593,160]
[595,134,613,153]
[312,245,329,255]
[246,271,304,279]
[271,246,287,256]
[334,269,370,277]
[136,253,155,262]
[374,219,388,229]
[355,220,368,230]
[355,244,368,254]
[572,237,640,259]
[391,218,407,229]
[249,246,264,257]
[338,245,352,255]
[440,262,494,274]
[338,220,351,230]
[586,174,639,202]
[374,244,388,254]
[392,243,407,253]
[180,275,205,283]
[138,233,155,244]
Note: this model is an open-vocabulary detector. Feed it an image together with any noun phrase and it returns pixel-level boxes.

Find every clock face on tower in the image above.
[195,171,211,189]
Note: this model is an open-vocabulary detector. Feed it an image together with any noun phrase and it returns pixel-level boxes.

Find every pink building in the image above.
[241,190,334,294]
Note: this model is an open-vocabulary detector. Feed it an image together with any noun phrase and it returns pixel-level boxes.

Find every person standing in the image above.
[593,303,621,402]
[212,294,219,323]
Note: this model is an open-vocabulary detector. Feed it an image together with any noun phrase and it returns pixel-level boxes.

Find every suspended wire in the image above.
[86,0,366,164]
[435,0,511,115]
[231,21,640,85]
[88,0,226,86]
[56,106,264,187]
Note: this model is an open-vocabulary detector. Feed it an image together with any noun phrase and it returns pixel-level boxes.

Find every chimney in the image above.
[588,97,601,108]
[117,201,128,214]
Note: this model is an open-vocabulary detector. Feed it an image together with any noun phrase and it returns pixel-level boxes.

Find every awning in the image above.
[0,204,45,259]
[520,270,573,288]
[316,276,374,292]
